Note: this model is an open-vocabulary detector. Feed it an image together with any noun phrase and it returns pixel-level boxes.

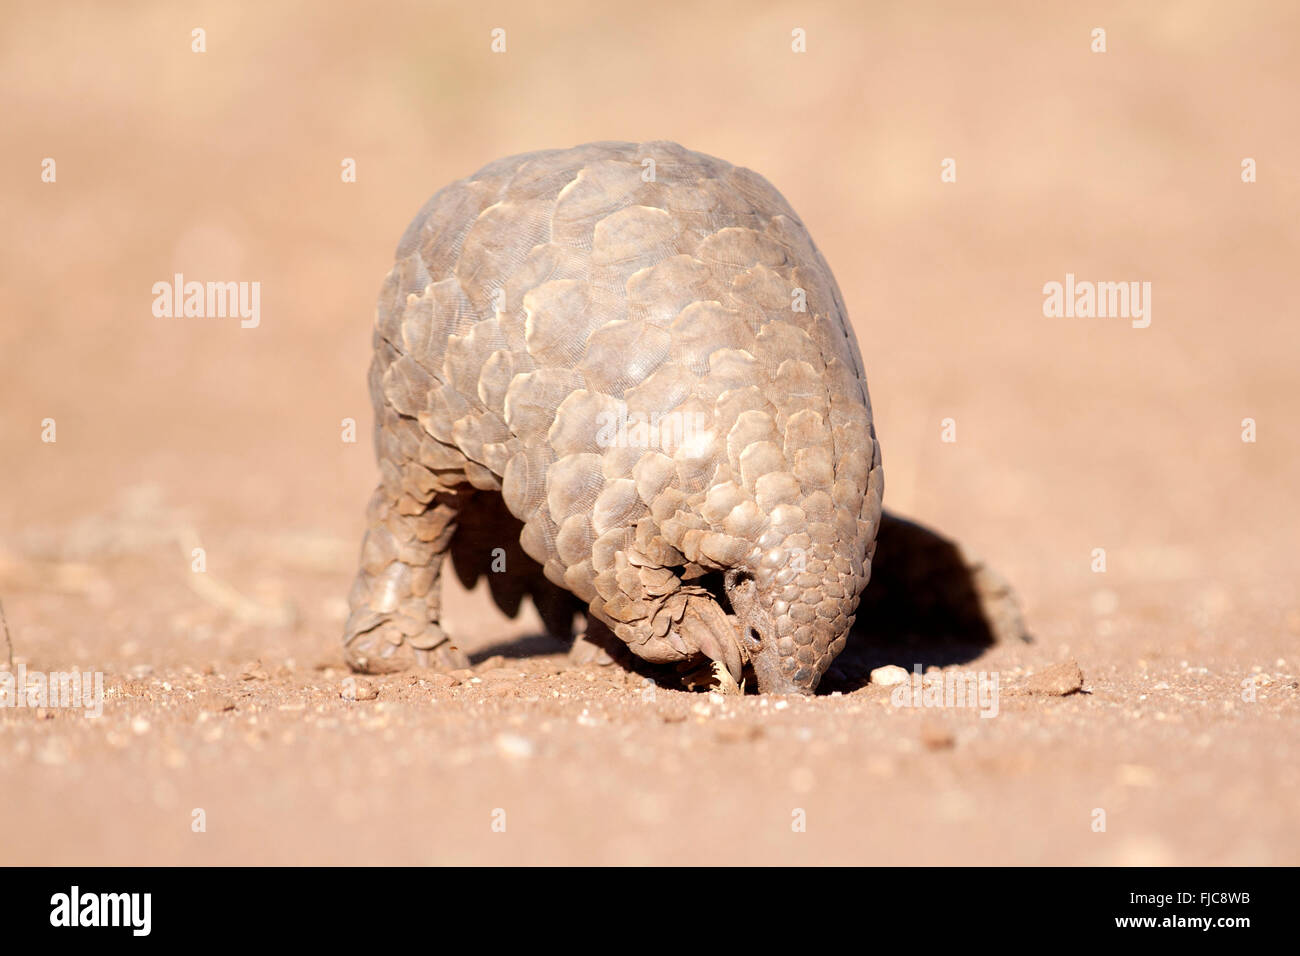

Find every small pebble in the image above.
[341,678,378,701]
[1025,660,1084,696]
[239,660,268,681]
[921,720,955,750]
[197,692,235,713]
[870,664,910,686]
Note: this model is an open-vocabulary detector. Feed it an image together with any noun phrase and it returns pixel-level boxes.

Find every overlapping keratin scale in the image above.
[365,141,881,686]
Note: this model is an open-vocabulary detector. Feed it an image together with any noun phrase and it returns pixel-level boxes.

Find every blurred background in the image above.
[1,1,1297,865]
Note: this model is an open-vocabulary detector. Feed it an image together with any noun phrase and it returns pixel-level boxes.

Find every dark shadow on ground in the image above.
[819,512,1030,693]
[467,633,569,664]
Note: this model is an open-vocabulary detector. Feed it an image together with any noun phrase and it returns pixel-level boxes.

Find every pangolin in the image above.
[343,141,1004,694]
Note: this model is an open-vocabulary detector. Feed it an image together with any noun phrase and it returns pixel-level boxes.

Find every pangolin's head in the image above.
[725,542,868,695]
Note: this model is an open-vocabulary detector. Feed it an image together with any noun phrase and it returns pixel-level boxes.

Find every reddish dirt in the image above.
[2,1,1297,864]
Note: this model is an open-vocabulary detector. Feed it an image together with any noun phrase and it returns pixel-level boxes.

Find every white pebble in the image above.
[870,664,910,686]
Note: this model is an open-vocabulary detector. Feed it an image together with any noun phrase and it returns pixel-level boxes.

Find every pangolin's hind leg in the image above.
[343,485,473,673]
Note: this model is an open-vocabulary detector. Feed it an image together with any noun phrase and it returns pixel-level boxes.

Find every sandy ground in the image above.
[2,1,1298,865]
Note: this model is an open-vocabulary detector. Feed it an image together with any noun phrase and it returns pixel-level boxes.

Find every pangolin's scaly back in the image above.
[372,141,883,692]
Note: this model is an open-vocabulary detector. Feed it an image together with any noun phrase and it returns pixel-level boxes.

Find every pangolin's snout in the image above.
[726,570,837,695]
[748,638,815,695]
